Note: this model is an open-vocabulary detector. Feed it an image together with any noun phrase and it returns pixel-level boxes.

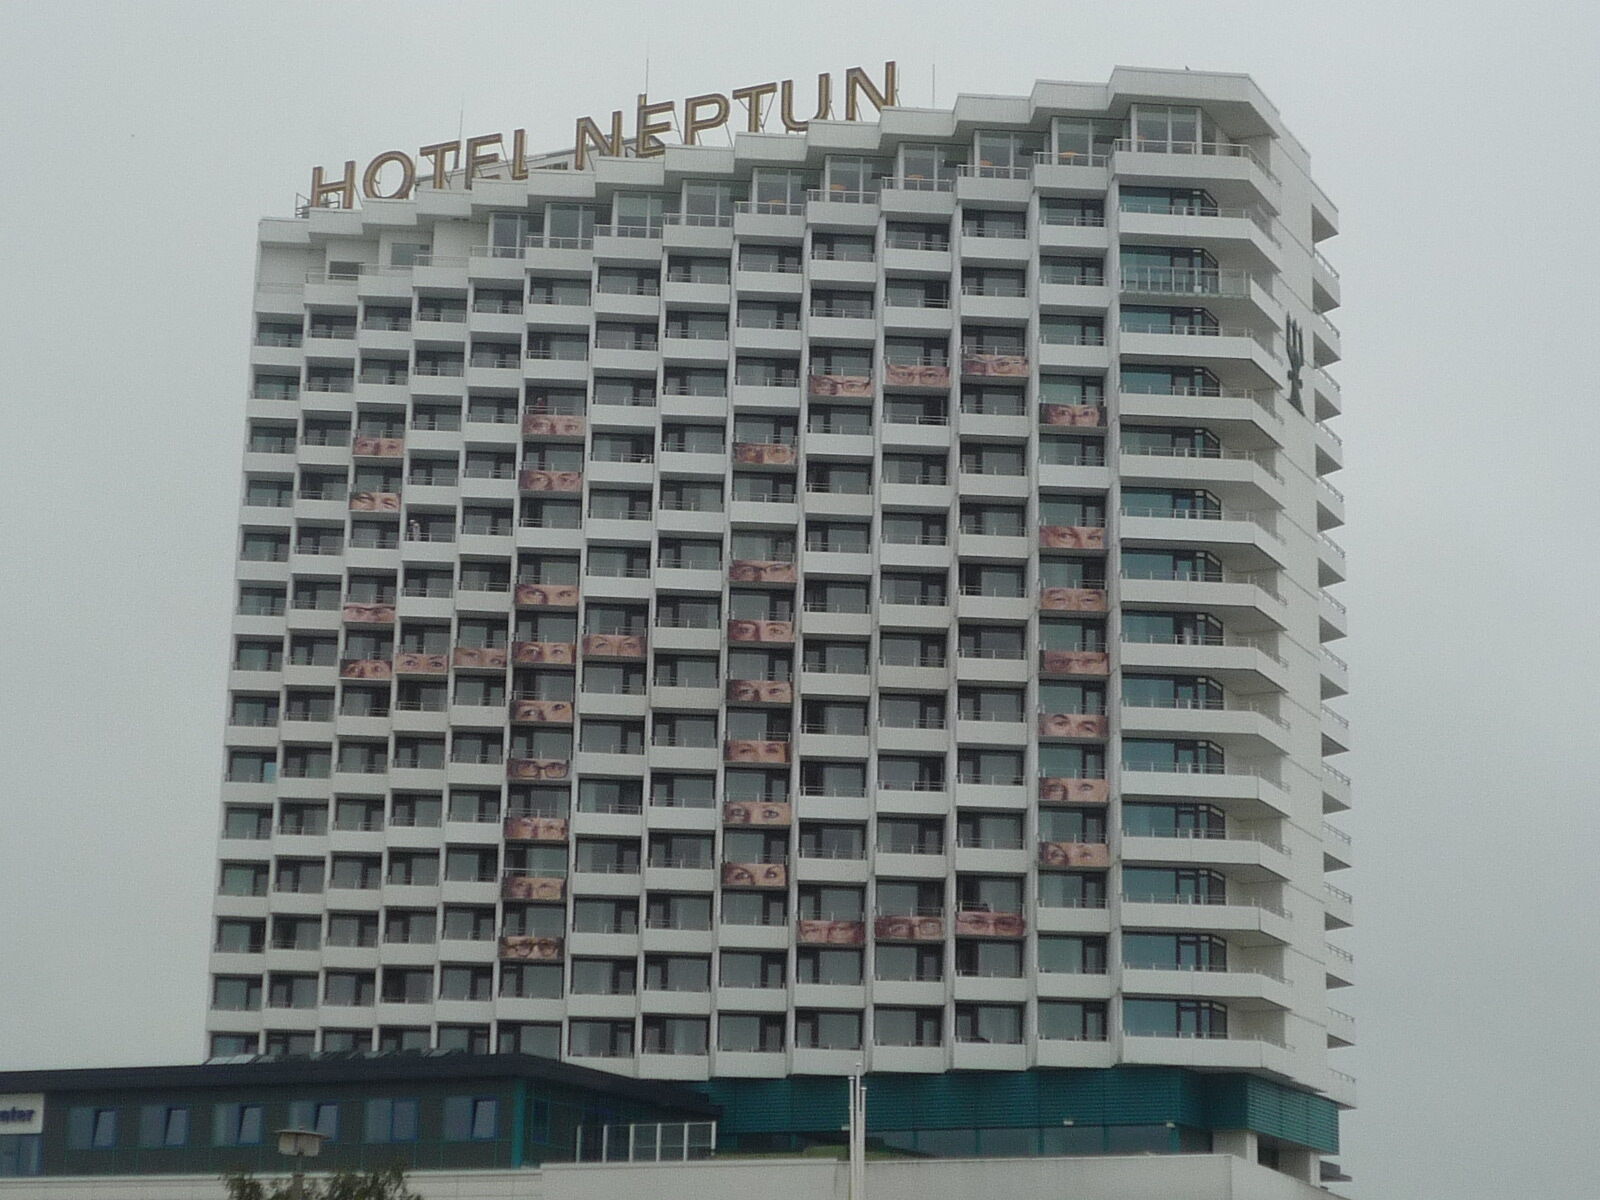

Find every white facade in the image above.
[209,67,1352,1112]
[0,1151,1346,1200]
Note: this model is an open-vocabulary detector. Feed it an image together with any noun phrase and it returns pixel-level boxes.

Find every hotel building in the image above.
[206,67,1352,1184]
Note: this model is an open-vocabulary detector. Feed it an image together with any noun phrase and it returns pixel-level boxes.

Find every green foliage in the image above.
[221,1166,422,1200]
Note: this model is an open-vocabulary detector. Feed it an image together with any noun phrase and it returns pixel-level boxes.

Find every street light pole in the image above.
[275,1128,326,1200]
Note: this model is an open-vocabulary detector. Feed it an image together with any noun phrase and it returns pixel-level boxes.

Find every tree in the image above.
[222,1166,423,1200]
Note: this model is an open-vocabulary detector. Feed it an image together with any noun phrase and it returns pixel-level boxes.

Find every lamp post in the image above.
[275,1128,327,1200]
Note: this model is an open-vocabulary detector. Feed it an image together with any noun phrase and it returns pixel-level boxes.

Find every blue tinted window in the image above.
[366,1098,419,1143]
[138,1106,190,1148]
[67,1107,118,1150]
[0,1135,42,1176]
[213,1103,263,1147]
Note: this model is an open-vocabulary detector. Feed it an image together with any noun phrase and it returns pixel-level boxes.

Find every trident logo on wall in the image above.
[1285,317,1306,413]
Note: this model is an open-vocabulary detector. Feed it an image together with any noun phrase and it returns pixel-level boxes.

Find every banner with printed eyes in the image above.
[807,374,873,397]
[505,757,570,781]
[514,583,580,608]
[723,739,791,764]
[1036,713,1110,739]
[503,816,570,842]
[883,363,952,388]
[341,604,396,624]
[497,934,564,960]
[725,680,794,704]
[1038,525,1107,550]
[720,862,788,889]
[522,413,586,438]
[509,699,575,724]
[348,491,402,513]
[726,619,796,643]
[1038,841,1112,868]
[961,353,1028,378]
[1039,587,1109,612]
[580,633,647,659]
[728,560,798,584]
[872,915,946,942]
[452,646,509,670]
[722,801,793,826]
[1038,777,1110,805]
[517,469,584,493]
[393,652,449,676]
[732,443,797,466]
[499,875,566,902]
[953,910,1027,938]
[338,658,393,680]
[796,919,867,945]
[1040,403,1104,428]
[351,436,404,458]
[1040,650,1111,676]
[511,641,577,666]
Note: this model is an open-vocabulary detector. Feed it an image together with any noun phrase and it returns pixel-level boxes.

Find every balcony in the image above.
[1120,267,1273,326]
[1323,820,1353,872]
[1322,762,1352,814]
[1316,477,1346,531]
[1120,386,1283,446]
[1110,138,1280,209]
[1120,964,1291,1010]
[1321,704,1351,755]
[1325,941,1354,988]
[1120,1031,1294,1075]
[498,934,563,963]
[1119,444,1283,507]
[1118,503,1285,568]
[1116,202,1279,270]
[1327,1005,1356,1049]
[959,350,1029,380]
[953,909,1026,938]
[1120,830,1291,882]
[1120,635,1288,695]
[1119,570,1287,630]
[1121,763,1291,823]
[1118,323,1278,387]
[1324,882,1354,930]
[1122,696,1290,756]
[1119,895,1293,946]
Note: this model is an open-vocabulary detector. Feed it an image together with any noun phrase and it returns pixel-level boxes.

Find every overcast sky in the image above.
[2,2,1598,1197]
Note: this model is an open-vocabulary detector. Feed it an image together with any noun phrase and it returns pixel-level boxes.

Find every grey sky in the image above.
[2,2,1597,1197]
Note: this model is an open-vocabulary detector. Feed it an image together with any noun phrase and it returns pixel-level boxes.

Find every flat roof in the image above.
[0,1052,719,1115]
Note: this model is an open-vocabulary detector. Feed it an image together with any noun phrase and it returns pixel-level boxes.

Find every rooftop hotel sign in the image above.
[308,62,899,209]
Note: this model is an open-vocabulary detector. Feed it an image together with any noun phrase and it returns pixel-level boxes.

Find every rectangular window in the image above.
[0,1134,43,1176]
[67,1107,119,1150]
[442,1096,499,1142]
[212,1103,263,1147]
[364,1098,420,1144]
[287,1101,340,1141]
